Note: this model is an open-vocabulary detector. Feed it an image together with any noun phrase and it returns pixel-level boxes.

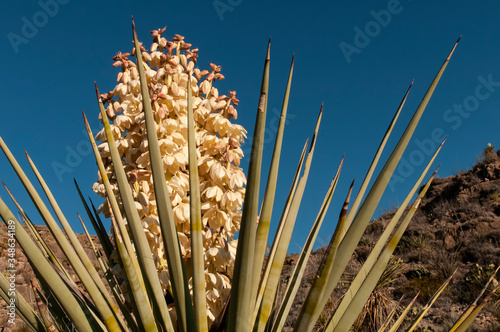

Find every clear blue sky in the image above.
[1,0,499,252]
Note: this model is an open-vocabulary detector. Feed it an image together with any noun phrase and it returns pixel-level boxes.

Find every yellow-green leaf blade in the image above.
[228,40,271,332]
[251,55,294,309]
[186,72,209,332]
[132,19,195,332]
[387,292,420,332]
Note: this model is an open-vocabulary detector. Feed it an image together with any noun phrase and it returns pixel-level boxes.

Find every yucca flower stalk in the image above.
[92,23,246,324]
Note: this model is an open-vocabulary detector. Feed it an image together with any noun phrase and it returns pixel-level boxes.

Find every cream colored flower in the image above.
[93,28,247,326]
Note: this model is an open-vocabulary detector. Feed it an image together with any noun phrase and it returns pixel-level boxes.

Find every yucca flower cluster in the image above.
[92,27,247,322]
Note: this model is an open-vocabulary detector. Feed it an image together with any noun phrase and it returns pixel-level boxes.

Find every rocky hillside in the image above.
[1,149,500,331]
[281,149,500,331]
[0,225,103,331]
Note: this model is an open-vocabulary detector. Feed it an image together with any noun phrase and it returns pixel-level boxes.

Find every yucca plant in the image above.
[0,19,497,332]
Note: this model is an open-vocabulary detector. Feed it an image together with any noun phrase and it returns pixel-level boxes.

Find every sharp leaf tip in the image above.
[266,44,271,60]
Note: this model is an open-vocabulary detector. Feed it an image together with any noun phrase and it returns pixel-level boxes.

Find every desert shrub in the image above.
[410,274,447,302]
[488,191,499,201]
[482,143,497,163]
[429,250,462,281]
